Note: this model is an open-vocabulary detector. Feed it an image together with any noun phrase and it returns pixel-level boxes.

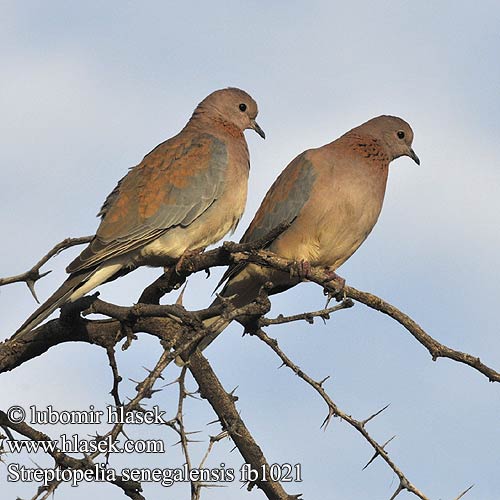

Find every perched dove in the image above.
[15,87,265,337]
[198,115,419,350]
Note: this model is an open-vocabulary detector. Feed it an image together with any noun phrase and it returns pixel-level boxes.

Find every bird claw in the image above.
[322,269,346,306]
[175,247,205,274]
[289,259,312,280]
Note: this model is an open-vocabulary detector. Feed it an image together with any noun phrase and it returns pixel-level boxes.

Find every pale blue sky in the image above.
[2,1,500,499]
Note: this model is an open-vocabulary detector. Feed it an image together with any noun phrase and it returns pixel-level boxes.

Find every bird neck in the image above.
[337,132,391,167]
[187,110,244,139]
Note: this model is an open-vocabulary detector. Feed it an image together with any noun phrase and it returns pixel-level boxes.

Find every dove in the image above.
[15,87,265,337]
[197,115,419,351]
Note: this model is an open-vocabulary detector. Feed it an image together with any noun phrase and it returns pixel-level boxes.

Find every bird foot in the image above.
[289,259,312,280]
[175,246,206,274]
[322,269,346,306]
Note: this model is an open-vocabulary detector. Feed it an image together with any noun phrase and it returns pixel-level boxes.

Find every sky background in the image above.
[1,1,500,499]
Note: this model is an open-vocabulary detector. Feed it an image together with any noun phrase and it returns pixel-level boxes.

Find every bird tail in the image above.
[194,264,296,356]
[197,311,232,352]
[13,260,127,339]
[175,268,264,367]
[174,303,231,366]
[13,270,94,338]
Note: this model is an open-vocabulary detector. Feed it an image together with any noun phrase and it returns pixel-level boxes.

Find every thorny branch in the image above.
[0,409,145,500]
[170,366,198,499]
[253,328,427,500]
[185,350,300,500]
[258,299,354,326]
[0,236,92,302]
[226,248,500,383]
[2,289,299,499]
[3,235,498,383]
[0,233,487,499]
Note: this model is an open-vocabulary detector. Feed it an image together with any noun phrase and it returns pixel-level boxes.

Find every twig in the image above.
[253,328,428,500]
[0,410,145,500]
[186,350,301,500]
[175,366,197,499]
[0,236,92,302]
[230,249,500,383]
[198,431,229,471]
[106,346,122,407]
[345,285,500,382]
[259,299,354,326]
[454,484,474,500]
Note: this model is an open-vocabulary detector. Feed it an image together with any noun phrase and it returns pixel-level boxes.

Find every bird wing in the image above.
[217,151,316,288]
[67,132,228,273]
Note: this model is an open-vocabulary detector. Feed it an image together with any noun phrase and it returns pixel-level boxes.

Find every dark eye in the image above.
[397,130,405,139]
[239,103,247,112]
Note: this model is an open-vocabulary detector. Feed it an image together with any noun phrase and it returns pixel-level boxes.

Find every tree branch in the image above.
[229,249,500,383]
[0,410,145,500]
[185,350,301,500]
[0,236,92,302]
[1,234,495,499]
[259,299,354,326]
[345,285,500,382]
[252,328,428,500]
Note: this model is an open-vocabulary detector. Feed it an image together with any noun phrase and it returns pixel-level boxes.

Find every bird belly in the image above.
[316,227,369,269]
[317,200,382,268]
[272,195,382,271]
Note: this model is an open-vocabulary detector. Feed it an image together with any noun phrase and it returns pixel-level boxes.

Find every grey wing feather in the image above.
[67,135,227,273]
[217,153,316,290]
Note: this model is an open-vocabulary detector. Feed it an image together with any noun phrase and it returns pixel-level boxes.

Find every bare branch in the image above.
[345,285,500,382]
[230,248,500,383]
[0,410,145,500]
[0,236,92,302]
[1,234,492,499]
[6,234,499,382]
[253,328,428,500]
[454,484,475,500]
[175,366,197,499]
[106,346,123,407]
[185,350,301,500]
[259,299,354,326]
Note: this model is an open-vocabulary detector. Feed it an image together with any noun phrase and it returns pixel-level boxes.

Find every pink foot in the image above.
[175,246,206,274]
[290,259,312,280]
[322,268,346,305]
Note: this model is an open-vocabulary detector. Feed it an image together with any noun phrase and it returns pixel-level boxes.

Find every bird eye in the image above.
[239,103,247,112]
[397,130,405,139]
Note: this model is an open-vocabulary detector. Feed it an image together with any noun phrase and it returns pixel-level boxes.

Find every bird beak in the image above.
[408,148,420,165]
[250,120,266,139]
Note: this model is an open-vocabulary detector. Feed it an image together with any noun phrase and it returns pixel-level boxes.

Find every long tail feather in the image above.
[13,271,93,338]
[177,269,264,365]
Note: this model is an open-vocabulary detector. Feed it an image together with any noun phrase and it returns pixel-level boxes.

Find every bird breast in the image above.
[272,161,388,270]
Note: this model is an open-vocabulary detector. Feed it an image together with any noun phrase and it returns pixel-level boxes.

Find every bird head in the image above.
[364,115,420,165]
[195,87,265,139]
